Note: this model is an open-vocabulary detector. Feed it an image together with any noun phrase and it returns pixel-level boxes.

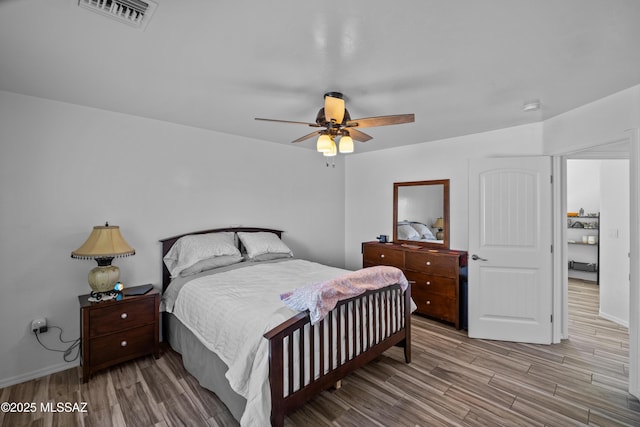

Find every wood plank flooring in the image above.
[1,279,639,426]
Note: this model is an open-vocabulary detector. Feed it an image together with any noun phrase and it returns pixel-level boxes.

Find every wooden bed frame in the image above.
[160,227,412,427]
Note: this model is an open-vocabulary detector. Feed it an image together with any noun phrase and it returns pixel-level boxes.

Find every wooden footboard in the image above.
[263,283,412,427]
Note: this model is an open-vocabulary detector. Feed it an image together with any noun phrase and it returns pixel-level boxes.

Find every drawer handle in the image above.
[380,254,385,258]
[425,261,431,266]
[120,340,128,347]
[408,280,416,284]
[426,281,431,286]
[426,300,431,305]
[120,312,128,320]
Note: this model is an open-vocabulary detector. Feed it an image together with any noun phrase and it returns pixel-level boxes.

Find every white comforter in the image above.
[167,259,349,427]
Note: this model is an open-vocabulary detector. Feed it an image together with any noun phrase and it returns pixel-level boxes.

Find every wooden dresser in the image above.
[362,241,467,329]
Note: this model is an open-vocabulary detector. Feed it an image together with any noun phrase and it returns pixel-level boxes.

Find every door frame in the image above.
[551,129,639,399]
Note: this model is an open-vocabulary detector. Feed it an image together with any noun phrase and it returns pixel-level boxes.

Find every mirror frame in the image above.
[393,179,450,249]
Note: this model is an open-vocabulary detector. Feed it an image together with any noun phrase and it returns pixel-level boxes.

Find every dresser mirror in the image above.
[393,179,450,249]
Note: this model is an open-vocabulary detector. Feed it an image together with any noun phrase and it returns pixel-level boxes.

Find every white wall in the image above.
[344,122,544,270]
[0,90,346,386]
[567,160,601,214]
[600,159,630,326]
[544,85,640,154]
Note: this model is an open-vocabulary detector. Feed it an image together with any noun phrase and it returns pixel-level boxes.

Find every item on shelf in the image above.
[567,212,578,217]
[569,261,597,272]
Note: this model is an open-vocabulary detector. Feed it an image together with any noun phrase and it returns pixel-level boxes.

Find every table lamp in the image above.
[432,217,445,240]
[71,223,135,294]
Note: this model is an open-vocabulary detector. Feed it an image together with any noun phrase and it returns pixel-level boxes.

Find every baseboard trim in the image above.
[599,310,629,328]
[0,361,79,389]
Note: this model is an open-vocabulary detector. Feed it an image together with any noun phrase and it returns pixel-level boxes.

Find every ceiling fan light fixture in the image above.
[323,139,337,157]
[255,91,415,154]
[316,134,333,153]
[339,135,354,153]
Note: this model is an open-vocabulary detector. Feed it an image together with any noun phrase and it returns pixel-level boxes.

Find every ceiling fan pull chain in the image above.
[325,158,335,168]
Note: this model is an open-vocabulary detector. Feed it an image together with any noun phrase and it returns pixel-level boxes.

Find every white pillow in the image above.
[179,254,243,277]
[397,224,420,240]
[164,232,240,278]
[410,222,436,240]
[237,232,293,260]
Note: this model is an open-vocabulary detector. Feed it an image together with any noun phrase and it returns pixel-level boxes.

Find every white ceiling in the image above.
[1,0,639,153]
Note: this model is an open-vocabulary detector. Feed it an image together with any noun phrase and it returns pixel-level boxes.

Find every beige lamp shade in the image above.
[324,94,345,124]
[71,224,135,293]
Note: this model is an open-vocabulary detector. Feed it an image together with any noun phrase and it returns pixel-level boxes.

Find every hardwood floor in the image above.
[2,279,639,426]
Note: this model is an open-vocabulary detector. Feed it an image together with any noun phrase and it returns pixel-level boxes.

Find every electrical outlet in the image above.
[31,318,47,334]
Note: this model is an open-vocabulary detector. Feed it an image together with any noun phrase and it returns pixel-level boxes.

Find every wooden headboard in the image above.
[159,227,283,292]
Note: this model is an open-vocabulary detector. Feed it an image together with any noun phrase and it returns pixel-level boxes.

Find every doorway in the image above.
[566,157,630,326]
[553,139,640,398]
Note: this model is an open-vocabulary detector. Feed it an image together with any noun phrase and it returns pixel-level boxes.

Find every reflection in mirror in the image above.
[393,179,450,249]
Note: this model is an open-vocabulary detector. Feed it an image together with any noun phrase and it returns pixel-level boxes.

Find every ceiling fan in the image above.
[255,92,415,155]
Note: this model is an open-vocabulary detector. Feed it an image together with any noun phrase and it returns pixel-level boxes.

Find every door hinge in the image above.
[550,314,553,323]
[551,244,553,253]
[550,175,553,184]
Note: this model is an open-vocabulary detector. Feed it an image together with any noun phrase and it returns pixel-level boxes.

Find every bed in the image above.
[160,227,412,426]
[397,221,444,244]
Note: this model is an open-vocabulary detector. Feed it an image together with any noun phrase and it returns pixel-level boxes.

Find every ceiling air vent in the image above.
[78,0,158,31]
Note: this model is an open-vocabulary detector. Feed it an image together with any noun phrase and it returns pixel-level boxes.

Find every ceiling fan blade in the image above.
[255,118,320,127]
[345,113,415,129]
[324,93,345,124]
[292,130,322,143]
[348,128,373,142]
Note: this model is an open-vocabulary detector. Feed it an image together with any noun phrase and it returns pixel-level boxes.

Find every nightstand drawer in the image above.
[405,272,456,297]
[405,252,458,277]
[89,324,155,367]
[363,245,404,268]
[89,298,155,336]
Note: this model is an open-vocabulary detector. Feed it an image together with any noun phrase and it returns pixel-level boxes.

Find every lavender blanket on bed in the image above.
[280,265,409,323]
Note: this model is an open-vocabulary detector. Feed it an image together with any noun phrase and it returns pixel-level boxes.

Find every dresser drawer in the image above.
[412,288,456,323]
[89,298,156,336]
[361,241,465,329]
[405,272,456,297]
[362,245,404,269]
[89,324,155,367]
[405,251,458,277]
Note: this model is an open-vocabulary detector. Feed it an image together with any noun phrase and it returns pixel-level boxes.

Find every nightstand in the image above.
[78,285,160,382]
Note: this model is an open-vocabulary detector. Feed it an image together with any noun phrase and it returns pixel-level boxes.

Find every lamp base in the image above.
[436,230,444,240]
[88,265,120,293]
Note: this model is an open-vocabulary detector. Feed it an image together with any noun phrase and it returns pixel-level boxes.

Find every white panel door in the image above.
[468,156,552,344]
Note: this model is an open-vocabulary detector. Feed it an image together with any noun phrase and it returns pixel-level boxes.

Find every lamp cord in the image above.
[34,326,81,363]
